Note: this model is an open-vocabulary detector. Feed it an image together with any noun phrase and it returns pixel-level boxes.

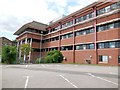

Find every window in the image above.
[75,43,94,50]
[90,44,94,49]
[109,42,115,48]
[61,46,73,51]
[75,45,83,50]
[114,21,120,28]
[99,55,109,63]
[50,36,59,42]
[111,3,117,10]
[115,41,120,48]
[118,56,120,63]
[76,46,80,50]
[75,31,81,36]
[97,21,120,32]
[61,33,73,39]
[104,42,109,48]
[98,43,104,49]
[105,6,111,12]
[108,23,114,29]
[98,41,120,49]
[33,48,40,52]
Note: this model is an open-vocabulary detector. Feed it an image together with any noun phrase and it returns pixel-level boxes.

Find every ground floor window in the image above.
[99,55,108,63]
[118,56,120,63]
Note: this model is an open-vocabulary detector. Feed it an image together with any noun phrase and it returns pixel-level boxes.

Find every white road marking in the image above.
[87,73,118,86]
[59,75,78,88]
[25,65,28,68]
[6,66,9,68]
[87,73,95,77]
[41,64,46,68]
[74,65,78,67]
[109,72,118,75]
[25,76,29,88]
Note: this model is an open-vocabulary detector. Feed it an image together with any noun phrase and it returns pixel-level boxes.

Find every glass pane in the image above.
[109,42,115,48]
[102,56,108,62]
[105,6,111,12]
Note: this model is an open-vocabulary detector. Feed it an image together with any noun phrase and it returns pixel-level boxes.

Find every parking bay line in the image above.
[24,76,29,88]
[87,73,118,86]
[59,75,78,88]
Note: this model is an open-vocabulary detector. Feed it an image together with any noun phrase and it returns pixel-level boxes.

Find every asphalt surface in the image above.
[0,64,119,89]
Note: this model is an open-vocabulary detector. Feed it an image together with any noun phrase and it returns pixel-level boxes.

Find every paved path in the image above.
[1,64,119,89]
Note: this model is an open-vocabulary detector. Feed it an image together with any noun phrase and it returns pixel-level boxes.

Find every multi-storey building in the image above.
[0,37,16,62]
[14,21,48,63]
[14,0,120,65]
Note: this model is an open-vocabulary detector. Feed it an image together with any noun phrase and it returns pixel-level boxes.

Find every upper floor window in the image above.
[75,43,94,50]
[97,20,120,32]
[61,33,73,39]
[97,1,120,16]
[75,27,94,36]
[98,40,120,49]
[76,12,94,23]
[62,20,73,28]
[50,36,59,42]
[61,46,73,51]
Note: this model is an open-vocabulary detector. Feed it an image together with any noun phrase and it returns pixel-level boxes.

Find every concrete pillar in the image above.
[29,38,32,63]
[24,38,27,62]
[19,40,22,60]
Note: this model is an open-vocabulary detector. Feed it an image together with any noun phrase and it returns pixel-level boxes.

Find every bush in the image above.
[44,50,63,63]
[2,46,17,64]
[35,58,45,64]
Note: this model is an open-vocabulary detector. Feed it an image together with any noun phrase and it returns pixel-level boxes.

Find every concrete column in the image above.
[16,41,19,62]
[72,16,76,63]
[24,38,27,62]
[93,7,98,64]
[29,38,32,63]
[19,40,22,60]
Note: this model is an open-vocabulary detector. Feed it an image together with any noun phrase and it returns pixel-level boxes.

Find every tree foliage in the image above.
[2,46,17,64]
[20,43,31,57]
[44,50,63,63]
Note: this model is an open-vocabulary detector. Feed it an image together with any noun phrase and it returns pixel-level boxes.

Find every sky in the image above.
[0,0,98,40]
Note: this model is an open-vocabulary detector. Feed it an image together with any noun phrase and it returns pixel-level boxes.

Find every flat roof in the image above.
[14,21,48,35]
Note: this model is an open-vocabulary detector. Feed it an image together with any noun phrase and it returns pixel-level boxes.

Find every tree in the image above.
[44,50,63,63]
[20,43,31,63]
[2,46,17,64]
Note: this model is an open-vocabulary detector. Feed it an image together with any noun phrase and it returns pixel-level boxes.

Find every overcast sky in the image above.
[0,0,98,40]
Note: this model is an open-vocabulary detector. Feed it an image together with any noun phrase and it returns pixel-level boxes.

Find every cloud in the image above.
[67,0,98,14]
[0,0,98,40]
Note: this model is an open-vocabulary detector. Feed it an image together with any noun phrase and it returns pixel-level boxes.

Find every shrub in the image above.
[2,46,17,64]
[35,58,45,64]
[44,50,63,63]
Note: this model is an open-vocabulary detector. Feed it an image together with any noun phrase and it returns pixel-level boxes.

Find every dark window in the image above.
[97,21,120,32]
[75,45,83,50]
[75,43,94,50]
[98,41,120,49]
[97,2,120,16]
[99,55,108,62]
[90,44,94,49]
[98,43,104,49]
[109,42,115,48]
[61,33,73,39]
[61,46,73,51]
[114,21,120,28]
[118,56,120,63]
[104,42,109,48]
[33,48,40,52]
